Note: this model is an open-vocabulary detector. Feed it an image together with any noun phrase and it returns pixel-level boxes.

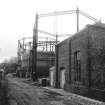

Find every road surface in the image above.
[7,76,70,105]
[7,76,104,105]
[0,79,8,105]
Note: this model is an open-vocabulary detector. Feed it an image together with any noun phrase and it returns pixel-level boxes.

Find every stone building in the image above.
[55,23,105,100]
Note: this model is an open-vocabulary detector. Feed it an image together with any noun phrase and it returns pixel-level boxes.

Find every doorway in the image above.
[60,68,66,89]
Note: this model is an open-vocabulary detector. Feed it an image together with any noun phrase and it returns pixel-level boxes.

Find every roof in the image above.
[57,27,88,46]
[87,23,105,29]
[49,66,55,71]
[57,23,105,46]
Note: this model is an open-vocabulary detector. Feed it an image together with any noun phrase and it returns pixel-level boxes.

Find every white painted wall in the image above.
[60,69,65,88]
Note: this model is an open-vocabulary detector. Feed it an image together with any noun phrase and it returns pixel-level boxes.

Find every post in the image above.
[18,40,20,64]
[76,7,79,32]
[56,34,58,44]
[32,13,38,81]
[49,41,52,67]
[50,41,51,52]
[55,44,59,88]
[99,18,101,23]
[23,38,25,52]
[17,40,21,77]
[46,37,48,51]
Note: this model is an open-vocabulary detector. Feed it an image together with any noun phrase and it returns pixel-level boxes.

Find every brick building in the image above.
[55,23,105,100]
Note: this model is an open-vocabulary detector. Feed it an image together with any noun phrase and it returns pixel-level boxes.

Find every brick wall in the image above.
[70,29,89,87]
[56,24,105,99]
[57,39,70,85]
[88,26,105,90]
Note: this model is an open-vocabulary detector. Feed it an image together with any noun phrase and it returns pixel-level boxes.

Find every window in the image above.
[74,51,81,81]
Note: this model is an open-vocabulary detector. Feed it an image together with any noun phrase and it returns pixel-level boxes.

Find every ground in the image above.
[7,76,69,105]
[0,79,8,105]
[5,75,105,105]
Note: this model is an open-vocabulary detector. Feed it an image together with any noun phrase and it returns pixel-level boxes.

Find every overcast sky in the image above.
[0,0,105,62]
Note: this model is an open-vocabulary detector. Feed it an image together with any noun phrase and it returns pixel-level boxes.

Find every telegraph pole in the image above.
[32,13,38,81]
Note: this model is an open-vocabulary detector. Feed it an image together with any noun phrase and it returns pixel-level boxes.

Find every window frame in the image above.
[74,50,81,81]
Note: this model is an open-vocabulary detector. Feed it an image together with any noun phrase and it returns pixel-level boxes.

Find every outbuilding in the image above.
[49,66,55,87]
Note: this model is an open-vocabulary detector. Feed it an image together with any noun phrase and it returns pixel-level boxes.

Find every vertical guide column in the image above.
[32,13,38,81]
[76,7,79,32]
[55,44,59,88]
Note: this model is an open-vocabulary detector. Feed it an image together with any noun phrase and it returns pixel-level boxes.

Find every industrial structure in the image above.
[17,8,101,79]
[17,37,32,77]
[17,8,105,101]
[32,7,100,82]
[17,36,56,79]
